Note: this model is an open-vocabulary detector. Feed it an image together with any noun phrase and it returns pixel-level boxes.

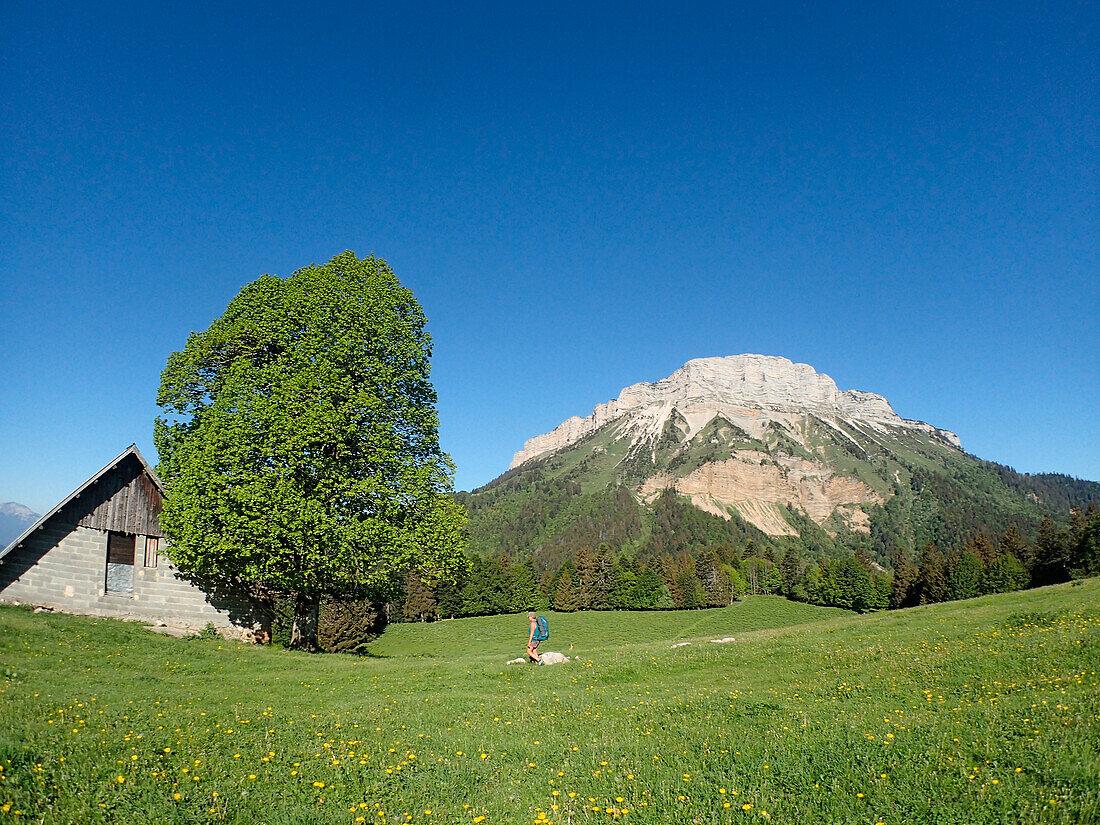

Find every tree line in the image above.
[392,505,1100,622]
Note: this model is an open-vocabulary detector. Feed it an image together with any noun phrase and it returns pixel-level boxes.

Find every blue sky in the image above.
[2,1,1097,514]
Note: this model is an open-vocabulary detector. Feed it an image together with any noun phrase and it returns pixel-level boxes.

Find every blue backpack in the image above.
[534,616,549,642]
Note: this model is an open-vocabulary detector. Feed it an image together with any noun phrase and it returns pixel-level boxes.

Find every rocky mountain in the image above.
[509,355,961,537]
[460,355,1099,569]
[0,502,39,548]
[512,355,959,468]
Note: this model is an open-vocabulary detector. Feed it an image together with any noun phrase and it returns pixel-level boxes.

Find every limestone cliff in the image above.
[513,355,958,468]
[508,355,961,536]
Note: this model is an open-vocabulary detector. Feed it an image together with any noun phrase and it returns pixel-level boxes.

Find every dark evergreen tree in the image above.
[590,544,616,610]
[779,547,804,597]
[889,548,918,609]
[608,555,635,610]
[539,570,555,602]
[998,525,1029,565]
[435,570,465,620]
[1072,506,1100,576]
[918,542,948,604]
[715,542,739,566]
[1033,516,1071,585]
[509,561,547,612]
[402,570,437,622]
[574,545,597,609]
[553,568,579,612]
[659,553,682,605]
[461,555,508,616]
[822,556,876,612]
[631,563,666,609]
[872,573,892,610]
[696,549,728,607]
[946,550,983,601]
[677,568,706,609]
[316,597,386,653]
[982,553,1029,593]
[966,533,997,566]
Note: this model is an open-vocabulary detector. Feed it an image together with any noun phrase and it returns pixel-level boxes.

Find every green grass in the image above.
[1,583,1098,825]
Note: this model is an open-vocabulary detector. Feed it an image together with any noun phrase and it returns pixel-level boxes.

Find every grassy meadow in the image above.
[1,582,1098,824]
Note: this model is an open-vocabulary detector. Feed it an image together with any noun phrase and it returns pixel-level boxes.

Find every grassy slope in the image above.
[0,583,1097,824]
[464,412,1096,567]
[368,598,847,660]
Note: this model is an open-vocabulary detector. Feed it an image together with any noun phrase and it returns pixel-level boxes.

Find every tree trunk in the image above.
[290,592,320,651]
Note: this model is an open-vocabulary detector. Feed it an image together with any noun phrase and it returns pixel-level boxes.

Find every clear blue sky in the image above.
[2,1,1097,514]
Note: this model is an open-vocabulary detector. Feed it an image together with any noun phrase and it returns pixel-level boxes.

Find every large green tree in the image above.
[155,252,467,649]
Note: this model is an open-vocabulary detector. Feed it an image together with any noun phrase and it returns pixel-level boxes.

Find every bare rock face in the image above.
[512,355,958,469]
[639,451,885,537]
[509,355,961,536]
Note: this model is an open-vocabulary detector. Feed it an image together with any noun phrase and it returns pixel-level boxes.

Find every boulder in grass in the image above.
[506,657,526,665]
[538,651,570,665]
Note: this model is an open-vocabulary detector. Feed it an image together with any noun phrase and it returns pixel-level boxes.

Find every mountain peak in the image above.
[511,354,959,469]
[0,502,37,519]
[0,501,40,548]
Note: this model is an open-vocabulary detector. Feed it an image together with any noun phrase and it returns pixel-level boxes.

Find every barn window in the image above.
[105,532,135,595]
[144,536,159,568]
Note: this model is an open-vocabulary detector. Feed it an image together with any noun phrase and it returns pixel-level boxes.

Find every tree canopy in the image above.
[155,252,467,648]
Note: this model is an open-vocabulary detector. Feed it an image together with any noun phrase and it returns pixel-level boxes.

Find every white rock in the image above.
[538,651,570,665]
[709,637,737,644]
[506,657,527,664]
[510,354,960,468]
[670,641,692,648]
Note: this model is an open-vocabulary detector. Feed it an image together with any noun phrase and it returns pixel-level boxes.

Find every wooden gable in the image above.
[55,452,165,538]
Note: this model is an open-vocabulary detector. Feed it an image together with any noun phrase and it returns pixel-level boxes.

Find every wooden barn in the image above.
[0,445,266,636]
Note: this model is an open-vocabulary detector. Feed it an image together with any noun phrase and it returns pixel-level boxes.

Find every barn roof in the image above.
[0,445,165,562]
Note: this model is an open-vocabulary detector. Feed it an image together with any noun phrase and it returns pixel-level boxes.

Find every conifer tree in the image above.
[966,533,997,566]
[553,568,579,612]
[677,568,706,609]
[918,543,948,604]
[695,549,728,607]
[1033,516,1070,585]
[631,564,666,609]
[946,549,983,601]
[999,525,1028,564]
[590,544,616,610]
[889,548,918,609]
[402,570,437,622]
[779,547,804,597]
[435,569,465,620]
[608,555,635,609]
[573,545,597,609]
[982,553,1029,593]
[1072,506,1100,576]
[508,561,546,612]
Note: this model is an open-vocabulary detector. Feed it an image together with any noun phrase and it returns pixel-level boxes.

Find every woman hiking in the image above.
[527,612,548,663]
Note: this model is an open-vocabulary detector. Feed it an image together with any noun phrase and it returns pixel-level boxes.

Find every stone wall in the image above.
[0,522,264,635]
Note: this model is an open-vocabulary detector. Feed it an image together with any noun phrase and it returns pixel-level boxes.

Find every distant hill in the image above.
[0,502,39,548]
[460,354,1099,570]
